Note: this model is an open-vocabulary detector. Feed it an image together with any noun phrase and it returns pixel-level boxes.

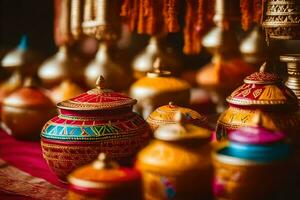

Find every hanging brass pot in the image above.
[132,36,181,79]
[84,42,132,91]
[38,45,85,87]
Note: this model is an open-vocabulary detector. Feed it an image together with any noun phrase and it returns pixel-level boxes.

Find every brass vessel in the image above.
[197,0,256,113]
[68,153,143,200]
[84,42,132,91]
[132,36,181,79]
[280,54,300,103]
[1,78,56,140]
[1,35,42,77]
[50,79,83,103]
[38,45,85,87]
[136,112,212,200]
[130,59,191,118]
[147,101,208,131]
[240,26,267,67]
[263,0,300,40]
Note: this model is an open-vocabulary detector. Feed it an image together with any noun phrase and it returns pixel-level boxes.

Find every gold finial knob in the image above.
[153,57,162,72]
[96,75,105,89]
[23,77,35,88]
[92,153,119,170]
[168,101,176,108]
[259,62,274,73]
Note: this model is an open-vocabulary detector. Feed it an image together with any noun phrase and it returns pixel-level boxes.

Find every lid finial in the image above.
[96,75,105,89]
[23,77,35,88]
[92,153,119,170]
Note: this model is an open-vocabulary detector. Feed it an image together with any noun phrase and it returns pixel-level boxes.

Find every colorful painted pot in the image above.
[213,126,291,200]
[146,101,208,131]
[68,153,143,200]
[1,78,56,140]
[216,64,300,143]
[136,112,212,200]
[130,59,190,118]
[41,76,151,181]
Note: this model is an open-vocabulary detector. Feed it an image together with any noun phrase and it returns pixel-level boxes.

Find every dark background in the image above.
[0,0,56,55]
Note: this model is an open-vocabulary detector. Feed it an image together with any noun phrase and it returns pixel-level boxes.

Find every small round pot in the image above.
[1,80,55,140]
[68,153,143,200]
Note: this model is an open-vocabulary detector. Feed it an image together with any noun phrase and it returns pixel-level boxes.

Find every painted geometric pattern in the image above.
[41,114,148,141]
[227,83,297,105]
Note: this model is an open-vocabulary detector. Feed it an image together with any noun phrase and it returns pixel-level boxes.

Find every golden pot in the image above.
[263,0,300,40]
[38,45,85,87]
[68,153,143,200]
[216,64,300,144]
[240,26,267,67]
[1,79,56,140]
[130,59,190,118]
[132,36,181,79]
[136,112,212,200]
[147,101,208,131]
[84,43,132,91]
[50,79,83,103]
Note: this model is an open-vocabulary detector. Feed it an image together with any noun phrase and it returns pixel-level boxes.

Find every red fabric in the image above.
[0,129,65,188]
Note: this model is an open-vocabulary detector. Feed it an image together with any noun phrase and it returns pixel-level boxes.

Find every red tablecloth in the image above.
[0,129,67,199]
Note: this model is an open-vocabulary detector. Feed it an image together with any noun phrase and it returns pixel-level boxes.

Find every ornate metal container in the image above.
[1,79,56,140]
[50,79,83,103]
[136,112,212,200]
[213,126,291,200]
[132,36,181,79]
[130,60,190,118]
[146,101,208,131]
[41,76,150,181]
[280,54,300,103]
[216,65,300,143]
[68,153,143,200]
[38,46,85,87]
[263,0,300,40]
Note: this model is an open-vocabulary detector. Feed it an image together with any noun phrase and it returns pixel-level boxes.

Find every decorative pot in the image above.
[136,112,212,200]
[263,0,300,40]
[41,76,151,181]
[132,36,181,79]
[146,101,208,131]
[216,64,300,144]
[280,54,300,103]
[68,153,143,200]
[213,126,291,200]
[130,59,190,118]
[1,78,56,140]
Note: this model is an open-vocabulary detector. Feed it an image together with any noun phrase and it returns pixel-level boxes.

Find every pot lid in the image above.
[229,126,285,145]
[226,63,298,106]
[154,112,211,142]
[57,76,137,111]
[147,102,208,127]
[2,78,54,109]
[220,126,290,162]
[68,153,141,189]
[130,59,190,95]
